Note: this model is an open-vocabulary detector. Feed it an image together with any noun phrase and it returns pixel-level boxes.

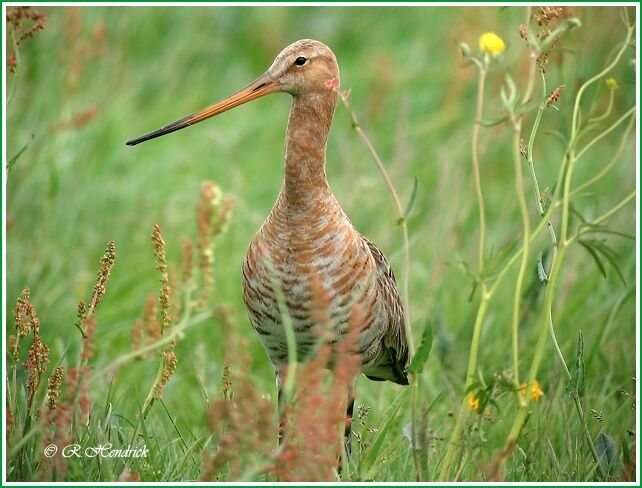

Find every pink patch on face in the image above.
[324,78,340,90]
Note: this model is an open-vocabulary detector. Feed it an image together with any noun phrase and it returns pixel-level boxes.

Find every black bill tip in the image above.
[126,115,193,146]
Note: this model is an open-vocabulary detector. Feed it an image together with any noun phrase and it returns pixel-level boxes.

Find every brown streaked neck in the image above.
[282,91,337,208]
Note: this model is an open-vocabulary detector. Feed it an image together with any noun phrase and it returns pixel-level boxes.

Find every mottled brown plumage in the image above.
[126,39,409,449]
[240,40,408,385]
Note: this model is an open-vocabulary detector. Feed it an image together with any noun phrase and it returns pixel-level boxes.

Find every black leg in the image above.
[337,378,357,476]
[344,378,357,457]
[276,372,285,445]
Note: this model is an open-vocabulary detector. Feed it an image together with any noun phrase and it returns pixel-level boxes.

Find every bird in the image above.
[127,39,409,451]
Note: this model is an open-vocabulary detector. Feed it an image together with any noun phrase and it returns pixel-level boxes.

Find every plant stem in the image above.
[7,27,21,105]
[95,308,210,381]
[575,106,636,161]
[521,7,537,105]
[336,89,421,478]
[438,63,490,481]
[569,190,636,245]
[522,75,570,378]
[588,87,615,124]
[336,90,413,354]
[502,21,633,477]
[520,76,606,477]
[571,25,634,140]
[509,118,531,399]
[472,68,488,274]
[438,295,489,481]
[142,288,193,418]
[572,114,635,196]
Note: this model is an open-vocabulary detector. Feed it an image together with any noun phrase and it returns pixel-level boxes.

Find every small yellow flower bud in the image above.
[606,78,619,90]
[520,380,545,402]
[467,392,480,412]
[479,32,506,56]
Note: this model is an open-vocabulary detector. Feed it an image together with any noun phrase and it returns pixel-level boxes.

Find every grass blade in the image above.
[359,388,408,479]
[6,134,34,173]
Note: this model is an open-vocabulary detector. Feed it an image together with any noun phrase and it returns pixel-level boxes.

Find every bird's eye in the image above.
[294,56,308,67]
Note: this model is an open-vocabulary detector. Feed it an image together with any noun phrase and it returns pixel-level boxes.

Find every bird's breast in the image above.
[241,193,382,364]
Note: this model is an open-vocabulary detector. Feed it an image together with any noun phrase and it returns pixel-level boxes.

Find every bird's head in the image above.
[267,39,340,96]
[126,39,339,146]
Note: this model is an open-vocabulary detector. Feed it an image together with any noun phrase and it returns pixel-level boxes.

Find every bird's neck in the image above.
[282,91,337,208]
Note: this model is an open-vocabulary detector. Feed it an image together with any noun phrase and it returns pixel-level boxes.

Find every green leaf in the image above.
[515,99,541,116]
[591,239,627,285]
[7,134,35,173]
[582,225,634,240]
[426,389,446,414]
[479,115,509,127]
[481,236,520,280]
[541,130,569,147]
[566,331,585,398]
[359,388,408,479]
[468,281,478,303]
[570,204,588,224]
[403,177,419,220]
[464,381,482,395]
[579,240,607,278]
[595,432,619,477]
[408,321,433,374]
[579,238,627,285]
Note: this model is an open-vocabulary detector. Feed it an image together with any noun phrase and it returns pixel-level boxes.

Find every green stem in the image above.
[7,27,21,105]
[141,288,193,418]
[336,90,414,355]
[11,366,18,416]
[95,302,209,381]
[438,65,490,480]
[521,78,607,478]
[505,240,567,444]
[522,75,569,378]
[509,119,531,398]
[526,111,546,215]
[569,191,636,245]
[571,25,634,140]
[575,106,635,161]
[472,68,487,273]
[588,87,615,124]
[438,294,490,481]
[336,89,420,478]
[502,22,633,476]
[521,7,538,105]
[547,308,570,378]
[142,356,165,417]
[573,113,635,196]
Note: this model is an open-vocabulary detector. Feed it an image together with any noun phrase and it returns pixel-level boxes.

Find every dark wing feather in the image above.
[361,235,409,385]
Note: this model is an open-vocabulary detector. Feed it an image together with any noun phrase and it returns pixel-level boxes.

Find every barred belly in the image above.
[241,199,387,370]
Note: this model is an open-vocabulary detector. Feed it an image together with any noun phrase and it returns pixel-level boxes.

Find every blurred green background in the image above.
[6,5,637,481]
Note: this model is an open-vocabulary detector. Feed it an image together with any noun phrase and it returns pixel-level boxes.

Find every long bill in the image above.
[126,73,278,146]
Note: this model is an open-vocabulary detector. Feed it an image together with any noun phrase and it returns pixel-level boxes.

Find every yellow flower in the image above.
[520,380,544,402]
[479,32,506,56]
[606,78,619,90]
[467,392,480,412]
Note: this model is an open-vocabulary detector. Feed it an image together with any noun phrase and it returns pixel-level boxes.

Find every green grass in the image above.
[6,5,637,482]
